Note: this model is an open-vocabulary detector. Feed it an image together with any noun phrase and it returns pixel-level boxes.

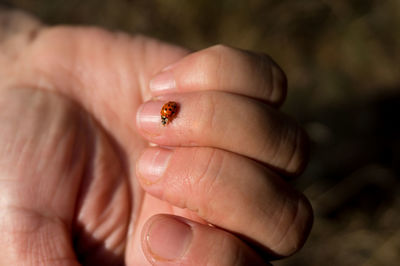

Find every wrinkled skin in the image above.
[0,9,312,265]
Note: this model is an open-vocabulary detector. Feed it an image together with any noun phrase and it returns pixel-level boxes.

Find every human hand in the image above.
[0,9,312,265]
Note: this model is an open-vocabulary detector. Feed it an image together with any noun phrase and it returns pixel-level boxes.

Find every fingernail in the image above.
[150,71,176,92]
[137,148,172,184]
[146,217,192,261]
[136,101,163,133]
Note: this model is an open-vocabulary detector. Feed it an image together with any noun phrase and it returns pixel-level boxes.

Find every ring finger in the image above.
[136,147,313,257]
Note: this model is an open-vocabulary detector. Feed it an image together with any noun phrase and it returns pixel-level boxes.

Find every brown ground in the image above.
[4,0,400,265]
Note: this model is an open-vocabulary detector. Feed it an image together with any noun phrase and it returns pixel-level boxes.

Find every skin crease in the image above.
[0,9,312,266]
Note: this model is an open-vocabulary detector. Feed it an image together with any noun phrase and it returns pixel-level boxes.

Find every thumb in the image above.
[141,214,270,266]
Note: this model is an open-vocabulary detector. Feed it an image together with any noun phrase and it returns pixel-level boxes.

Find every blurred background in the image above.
[2,0,400,265]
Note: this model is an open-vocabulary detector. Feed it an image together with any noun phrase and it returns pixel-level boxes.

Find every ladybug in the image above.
[160,101,178,126]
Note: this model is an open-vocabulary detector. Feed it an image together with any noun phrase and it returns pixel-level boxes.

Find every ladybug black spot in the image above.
[169,108,172,111]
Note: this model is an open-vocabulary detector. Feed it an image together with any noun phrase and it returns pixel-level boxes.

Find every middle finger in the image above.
[136,91,308,175]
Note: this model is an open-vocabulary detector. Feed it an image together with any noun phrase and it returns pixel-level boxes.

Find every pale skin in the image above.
[0,9,313,266]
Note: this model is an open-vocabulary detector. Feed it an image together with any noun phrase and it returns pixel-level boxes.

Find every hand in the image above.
[0,9,312,265]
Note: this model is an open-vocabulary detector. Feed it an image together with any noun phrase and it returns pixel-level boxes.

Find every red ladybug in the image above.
[160,101,178,126]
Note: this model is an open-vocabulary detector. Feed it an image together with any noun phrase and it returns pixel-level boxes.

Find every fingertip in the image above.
[270,60,288,107]
[141,215,193,264]
[149,70,177,94]
[136,100,164,135]
[136,147,172,185]
[141,214,268,266]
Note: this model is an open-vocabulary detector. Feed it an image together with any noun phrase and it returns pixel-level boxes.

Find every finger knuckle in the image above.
[274,194,314,256]
[254,53,287,105]
[208,44,236,54]
[196,44,237,89]
[267,119,310,175]
[285,126,310,175]
[269,61,287,106]
[229,103,308,175]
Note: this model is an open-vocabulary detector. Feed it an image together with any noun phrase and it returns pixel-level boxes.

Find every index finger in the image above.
[149,45,287,107]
